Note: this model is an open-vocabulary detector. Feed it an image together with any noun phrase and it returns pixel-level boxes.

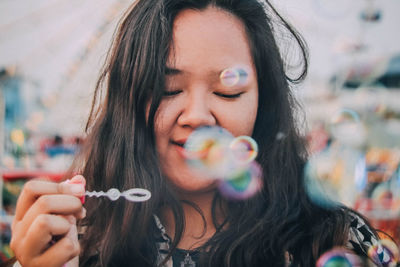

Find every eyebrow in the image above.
[165,66,224,78]
[165,67,182,75]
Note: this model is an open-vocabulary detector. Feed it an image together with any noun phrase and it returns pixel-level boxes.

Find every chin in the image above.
[169,177,218,195]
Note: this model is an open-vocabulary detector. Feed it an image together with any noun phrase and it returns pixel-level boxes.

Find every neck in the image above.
[160,190,225,250]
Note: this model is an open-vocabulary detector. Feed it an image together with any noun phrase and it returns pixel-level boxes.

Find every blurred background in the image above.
[0,0,399,262]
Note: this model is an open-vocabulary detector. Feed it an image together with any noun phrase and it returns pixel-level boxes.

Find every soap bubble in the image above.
[330,109,366,148]
[220,66,249,87]
[304,147,367,208]
[230,135,258,164]
[184,126,235,179]
[184,126,262,199]
[367,239,398,266]
[316,248,362,267]
[380,239,400,264]
[218,162,262,200]
[304,107,375,208]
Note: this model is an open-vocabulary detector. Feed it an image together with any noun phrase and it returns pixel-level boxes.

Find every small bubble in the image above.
[368,240,397,266]
[380,239,400,264]
[330,109,366,147]
[331,108,360,125]
[230,136,258,164]
[316,248,361,267]
[220,66,249,87]
[218,162,262,200]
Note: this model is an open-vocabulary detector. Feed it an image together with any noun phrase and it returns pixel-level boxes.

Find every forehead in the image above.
[169,7,254,73]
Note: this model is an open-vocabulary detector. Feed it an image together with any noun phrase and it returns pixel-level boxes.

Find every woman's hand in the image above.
[10,175,86,267]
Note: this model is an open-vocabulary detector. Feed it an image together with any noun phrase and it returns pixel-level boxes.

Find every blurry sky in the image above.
[0,0,399,135]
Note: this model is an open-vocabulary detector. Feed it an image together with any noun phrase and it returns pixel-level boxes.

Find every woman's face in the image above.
[155,7,259,193]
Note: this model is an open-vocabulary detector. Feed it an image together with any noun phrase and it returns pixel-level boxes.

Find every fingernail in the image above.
[80,195,85,204]
[70,175,85,185]
[70,184,85,194]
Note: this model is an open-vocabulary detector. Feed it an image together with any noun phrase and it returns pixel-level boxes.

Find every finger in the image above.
[64,219,80,267]
[15,180,59,222]
[76,207,87,220]
[64,175,86,204]
[19,194,82,234]
[15,180,85,221]
[68,175,86,186]
[29,233,80,267]
[65,255,79,267]
[37,220,80,267]
[23,214,72,257]
[12,194,82,246]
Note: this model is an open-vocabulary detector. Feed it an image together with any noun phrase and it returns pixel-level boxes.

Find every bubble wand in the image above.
[65,179,151,203]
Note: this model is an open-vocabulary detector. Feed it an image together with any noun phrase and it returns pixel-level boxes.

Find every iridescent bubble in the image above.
[330,109,366,148]
[367,240,398,266]
[184,126,263,199]
[380,239,400,264]
[331,108,360,125]
[230,136,258,164]
[218,162,262,200]
[220,66,249,87]
[184,126,234,179]
[304,147,367,208]
[316,248,362,267]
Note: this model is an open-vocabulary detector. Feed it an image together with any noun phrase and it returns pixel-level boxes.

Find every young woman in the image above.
[9,0,386,266]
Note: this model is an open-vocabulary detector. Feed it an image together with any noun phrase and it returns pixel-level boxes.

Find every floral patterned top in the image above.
[154,212,390,267]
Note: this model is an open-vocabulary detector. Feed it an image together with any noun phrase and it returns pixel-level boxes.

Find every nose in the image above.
[177,92,216,128]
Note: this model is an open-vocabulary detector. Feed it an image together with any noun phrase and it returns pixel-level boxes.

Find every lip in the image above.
[171,138,188,157]
[174,143,189,159]
[171,138,187,147]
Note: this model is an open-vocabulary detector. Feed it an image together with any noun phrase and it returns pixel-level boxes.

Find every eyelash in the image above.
[163,90,182,97]
[163,90,243,99]
[214,92,243,99]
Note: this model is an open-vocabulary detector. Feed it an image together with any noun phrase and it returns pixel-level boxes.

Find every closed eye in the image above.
[214,92,243,99]
[163,90,182,97]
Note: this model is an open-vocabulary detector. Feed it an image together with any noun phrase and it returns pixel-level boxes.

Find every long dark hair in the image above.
[77,0,356,266]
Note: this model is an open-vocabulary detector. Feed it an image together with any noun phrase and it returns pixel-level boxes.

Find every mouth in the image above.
[171,139,187,148]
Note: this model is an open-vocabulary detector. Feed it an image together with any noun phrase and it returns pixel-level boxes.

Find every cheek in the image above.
[154,98,183,158]
[154,100,177,136]
[216,92,258,136]
[242,89,259,135]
